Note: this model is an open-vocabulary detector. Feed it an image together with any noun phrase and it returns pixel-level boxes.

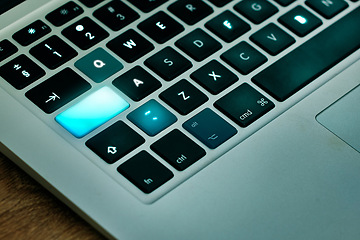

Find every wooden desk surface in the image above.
[0,152,105,239]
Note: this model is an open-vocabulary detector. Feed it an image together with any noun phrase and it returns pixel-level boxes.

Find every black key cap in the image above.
[221,41,267,75]
[151,129,206,171]
[0,54,45,90]
[168,0,213,25]
[250,23,295,56]
[183,108,237,149]
[93,0,139,31]
[175,29,221,62]
[138,11,184,44]
[25,68,91,113]
[46,1,84,27]
[214,83,274,127]
[159,79,208,115]
[306,0,348,19]
[253,7,360,101]
[86,121,145,164]
[234,0,278,24]
[30,35,77,70]
[113,66,161,101]
[208,0,232,7]
[205,10,250,43]
[274,0,295,6]
[145,47,192,81]
[190,60,238,94]
[62,17,109,50]
[117,151,174,194]
[0,39,17,62]
[107,29,154,63]
[127,0,168,13]
[278,6,322,37]
[13,20,51,46]
[78,0,104,8]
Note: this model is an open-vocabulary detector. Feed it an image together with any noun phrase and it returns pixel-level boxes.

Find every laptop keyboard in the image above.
[1,0,359,203]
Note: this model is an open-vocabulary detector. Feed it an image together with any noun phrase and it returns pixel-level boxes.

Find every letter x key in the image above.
[208,71,221,81]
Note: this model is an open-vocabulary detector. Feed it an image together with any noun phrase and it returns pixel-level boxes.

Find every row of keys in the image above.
[8,0,348,59]
[5,2,339,78]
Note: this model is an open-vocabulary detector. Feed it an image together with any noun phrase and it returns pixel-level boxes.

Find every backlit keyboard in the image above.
[1,0,360,203]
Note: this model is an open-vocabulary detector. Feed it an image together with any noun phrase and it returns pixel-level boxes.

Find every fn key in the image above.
[118,151,173,193]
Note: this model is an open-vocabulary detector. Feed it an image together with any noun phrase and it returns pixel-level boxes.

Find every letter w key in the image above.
[123,39,136,48]
[107,29,154,63]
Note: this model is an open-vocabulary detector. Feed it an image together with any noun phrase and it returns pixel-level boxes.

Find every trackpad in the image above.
[316,85,360,152]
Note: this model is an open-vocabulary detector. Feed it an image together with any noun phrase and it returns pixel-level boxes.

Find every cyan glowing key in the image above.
[127,100,177,136]
[55,87,129,138]
[294,15,307,24]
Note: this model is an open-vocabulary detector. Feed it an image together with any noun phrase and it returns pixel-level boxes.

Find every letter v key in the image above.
[267,33,277,41]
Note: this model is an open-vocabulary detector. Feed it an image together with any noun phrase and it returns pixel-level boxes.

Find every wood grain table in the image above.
[0,152,105,240]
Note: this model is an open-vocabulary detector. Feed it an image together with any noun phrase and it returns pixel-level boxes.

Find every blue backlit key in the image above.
[75,48,123,83]
[55,87,129,138]
[127,100,177,136]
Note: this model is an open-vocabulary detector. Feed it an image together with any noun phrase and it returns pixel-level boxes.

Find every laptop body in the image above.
[1,0,360,239]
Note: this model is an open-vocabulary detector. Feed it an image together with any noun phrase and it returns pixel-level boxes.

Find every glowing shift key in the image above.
[55,87,129,138]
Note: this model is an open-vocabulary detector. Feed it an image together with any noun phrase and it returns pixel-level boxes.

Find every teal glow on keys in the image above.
[55,87,129,138]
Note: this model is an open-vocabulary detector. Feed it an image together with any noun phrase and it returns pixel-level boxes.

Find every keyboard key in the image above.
[214,83,274,127]
[306,0,348,19]
[205,10,250,43]
[175,28,222,61]
[208,0,232,7]
[234,0,278,24]
[159,79,208,115]
[127,0,168,13]
[113,66,161,101]
[86,121,144,164]
[26,68,91,114]
[13,20,51,46]
[221,41,267,75]
[274,0,295,6]
[117,151,173,194]
[190,60,238,94]
[183,108,237,149]
[145,47,192,81]
[151,129,206,171]
[127,99,177,136]
[56,86,129,138]
[93,0,139,31]
[0,54,45,90]
[30,35,77,70]
[75,48,123,83]
[78,0,104,8]
[278,6,322,37]
[0,39,18,62]
[138,11,184,44]
[62,17,109,50]
[46,1,84,27]
[253,6,360,101]
[107,29,154,63]
[250,23,295,55]
[168,0,213,25]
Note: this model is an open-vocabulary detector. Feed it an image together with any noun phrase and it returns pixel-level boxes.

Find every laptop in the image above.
[1,0,360,238]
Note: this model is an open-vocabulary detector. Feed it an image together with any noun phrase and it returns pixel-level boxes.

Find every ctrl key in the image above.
[117,151,174,194]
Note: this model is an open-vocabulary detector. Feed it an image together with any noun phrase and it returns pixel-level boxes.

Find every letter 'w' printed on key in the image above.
[123,39,136,49]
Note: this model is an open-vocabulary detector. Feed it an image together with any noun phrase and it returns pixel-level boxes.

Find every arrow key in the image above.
[26,68,91,113]
[86,121,145,164]
[113,66,161,101]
